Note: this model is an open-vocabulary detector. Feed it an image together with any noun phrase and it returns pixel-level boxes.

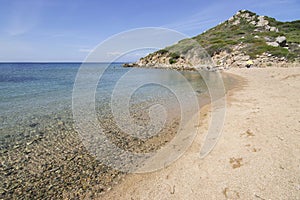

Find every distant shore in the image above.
[102,66,300,199]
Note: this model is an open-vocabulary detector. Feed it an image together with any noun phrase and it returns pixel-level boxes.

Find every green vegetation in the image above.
[169,52,180,59]
[279,20,300,43]
[169,58,177,64]
[157,49,169,55]
[141,10,299,63]
[167,10,299,61]
[243,41,296,60]
[165,39,196,54]
[168,52,180,64]
[192,16,258,53]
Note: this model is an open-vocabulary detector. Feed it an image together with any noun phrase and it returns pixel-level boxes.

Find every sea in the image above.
[0,62,235,198]
[0,62,215,138]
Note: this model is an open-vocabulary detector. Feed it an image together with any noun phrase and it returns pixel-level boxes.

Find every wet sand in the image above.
[102,67,300,200]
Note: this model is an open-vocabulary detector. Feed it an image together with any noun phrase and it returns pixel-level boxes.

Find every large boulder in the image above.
[276,36,287,47]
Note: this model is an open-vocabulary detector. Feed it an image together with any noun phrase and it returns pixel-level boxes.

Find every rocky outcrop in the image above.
[212,48,289,68]
[256,16,269,27]
[124,10,299,71]
[123,63,138,67]
[231,11,278,32]
[133,49,205,71]
[134,51,194,70]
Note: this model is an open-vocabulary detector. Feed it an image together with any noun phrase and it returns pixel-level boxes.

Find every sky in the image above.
[0,0,299,62]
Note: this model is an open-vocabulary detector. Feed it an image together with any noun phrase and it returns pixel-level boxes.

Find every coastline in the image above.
[0,64,237,199]
[102,67,300,199]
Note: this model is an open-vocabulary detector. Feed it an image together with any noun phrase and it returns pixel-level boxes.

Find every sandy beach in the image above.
[102,67,300,200]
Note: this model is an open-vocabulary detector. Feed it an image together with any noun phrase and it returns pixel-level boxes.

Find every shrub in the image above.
[169,52,180,59]
[169,58,177,64]
[157,49,168,54]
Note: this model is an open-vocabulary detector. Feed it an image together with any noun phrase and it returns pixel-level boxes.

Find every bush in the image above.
[169,58,177,64]
[169,52,180,59]
[157,49,168,54]
[152,12,299,61]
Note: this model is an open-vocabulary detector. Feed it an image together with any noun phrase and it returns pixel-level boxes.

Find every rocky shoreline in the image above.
[0,98,181,199]
[122,46,299,72]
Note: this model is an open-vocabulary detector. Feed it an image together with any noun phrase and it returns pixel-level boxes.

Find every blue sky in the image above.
[0,0,299,62]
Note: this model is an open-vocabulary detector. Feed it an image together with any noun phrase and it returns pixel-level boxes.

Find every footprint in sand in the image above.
[223,187,240,199]
[240,129,255,137]
[245,144,261,152]
[229,157,243,169]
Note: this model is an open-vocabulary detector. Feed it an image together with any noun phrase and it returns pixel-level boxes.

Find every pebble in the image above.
[0,100,181,199]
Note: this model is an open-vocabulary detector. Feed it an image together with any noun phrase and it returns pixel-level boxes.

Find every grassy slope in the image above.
[165,10,300,62]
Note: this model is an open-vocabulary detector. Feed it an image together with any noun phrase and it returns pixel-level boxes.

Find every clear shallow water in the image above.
[0,63,208,134]
[0,63,77,117]
[0,63,234,198]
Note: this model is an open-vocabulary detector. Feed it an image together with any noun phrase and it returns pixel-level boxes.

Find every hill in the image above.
[125,10,300,70]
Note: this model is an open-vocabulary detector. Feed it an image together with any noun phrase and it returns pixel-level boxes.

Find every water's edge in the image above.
[0,63,242,199]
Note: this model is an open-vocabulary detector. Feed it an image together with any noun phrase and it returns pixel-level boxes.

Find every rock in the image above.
[276,36,287,47]
[254,35,260,39]
[29,123,39,128]
[270,26,278,32]
[122,63,137,67]
[250,21,256,25]
[266,42,279,47]
[264,36,272,42]
[232,19,240,25]
[256,16,269,27]
[279,57,286,61]
[240,12,250,19]
[234,55,250,61]
[265,25,271,31]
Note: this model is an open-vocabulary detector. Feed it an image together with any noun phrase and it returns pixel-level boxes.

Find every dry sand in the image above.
[102,67,300,200]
